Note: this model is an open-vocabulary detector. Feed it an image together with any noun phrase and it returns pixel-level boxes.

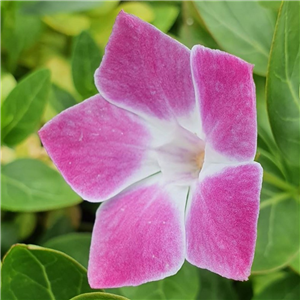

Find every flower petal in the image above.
[191,45,257,162]
[95,11,199,133]
[88,175,187,288]
[186,162,262,281]
[39,94,160,202]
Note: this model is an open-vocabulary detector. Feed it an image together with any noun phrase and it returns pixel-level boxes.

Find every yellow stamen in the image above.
[196,151,205,169]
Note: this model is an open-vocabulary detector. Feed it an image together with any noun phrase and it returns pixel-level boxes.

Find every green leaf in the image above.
[149,2,179,33]
[21,1,111,15]
[50,84,78,113]
[252,271,289,295]
[289,252,300,275]
[252,272,300,300]
[71,292,129,300]
[1,159,81,212]
[43,14,90,36]
[197,269,238,300]
[38,207,80,245]
[179,1,219,49]
[72,31,102,99]
[266,1,300,170]
[118,2,154,23]
[258,1,282,11]
[14,212,37,240]
[1,244,101,300]
[255,75,278,154]
[194,1,276,75]
[90,2,154,48]
[2,1,43,71]
[1,69,51,146]
[252,195,300,273]
[1,73,17,104]
[1,221,19,255]
[111,262,200,300]
[43,233,92,268]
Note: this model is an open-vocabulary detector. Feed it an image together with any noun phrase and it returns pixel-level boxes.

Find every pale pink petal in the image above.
[191,45,257,162]
[88,175,187,288]
[39,95,159,202]
[186,162,263,281]
[95,11,199,133]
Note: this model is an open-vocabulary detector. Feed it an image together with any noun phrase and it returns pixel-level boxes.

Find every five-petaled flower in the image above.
[39,12,263,288]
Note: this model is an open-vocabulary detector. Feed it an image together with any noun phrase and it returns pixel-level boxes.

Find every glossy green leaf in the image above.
[50,84,78,113]
[197,269,238,300]
[149,2,179,33]
[1,159,81,212]
[194,1,276,75]
[1,244,101,300]
[111,262,200,300]
[72,31,102,99]
[252,272,300,300]
[21,1,110,15]
[43,233,92,268]
[266,1,300,169]
[252,195,300,273]
[71,292,129,300]
[1,69,51,146]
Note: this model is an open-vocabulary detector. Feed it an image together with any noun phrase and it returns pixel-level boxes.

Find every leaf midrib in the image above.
[200,2,269,58]
[3,73,48,139]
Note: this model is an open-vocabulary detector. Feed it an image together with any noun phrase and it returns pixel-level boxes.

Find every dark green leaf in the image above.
[71,292,129,300]
[266,1,300,170]
[194,1,276,75]
[43,233,92,268]
[71,31,102,99]
[1,221,19,255]
[252,196,300,273]
[252,272,300,300]
[21,1,111,15]
[1,69,51,146]
[1,244,101,300]
[197,269,238,300]
[1,159,81,212]
[50,84,78,113]
[37,207,81,245]
[111,262,200,300]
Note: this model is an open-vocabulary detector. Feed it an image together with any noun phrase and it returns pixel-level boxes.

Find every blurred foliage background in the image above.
[1,1,299,300]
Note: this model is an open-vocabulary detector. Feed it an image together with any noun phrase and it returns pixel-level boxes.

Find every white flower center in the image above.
[156,126,205,185]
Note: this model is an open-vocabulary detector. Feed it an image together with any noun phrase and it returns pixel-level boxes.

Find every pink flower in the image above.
[39,12,263,288]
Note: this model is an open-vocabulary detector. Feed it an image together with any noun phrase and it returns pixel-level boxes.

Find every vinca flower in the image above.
[39,12,263,288]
